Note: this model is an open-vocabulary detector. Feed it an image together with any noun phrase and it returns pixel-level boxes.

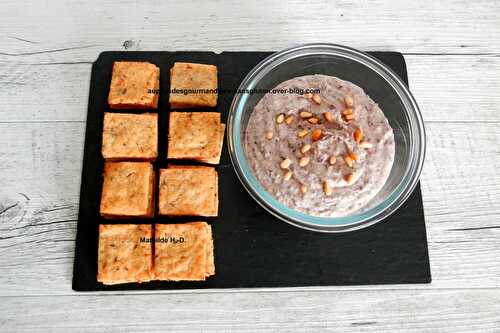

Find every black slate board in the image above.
[72,51,431,291]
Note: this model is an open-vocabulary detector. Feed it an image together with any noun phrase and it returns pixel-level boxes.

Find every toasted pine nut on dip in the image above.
[245,75,394,217]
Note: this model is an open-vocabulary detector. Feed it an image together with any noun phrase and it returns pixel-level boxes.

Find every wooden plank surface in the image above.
[0,0,499,331]
[0,0,499,58]
[0,290,499,332]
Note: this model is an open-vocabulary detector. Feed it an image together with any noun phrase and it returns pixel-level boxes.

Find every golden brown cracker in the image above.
[97,224,153,285]
[167,112,225,164]
[153,222,211,281]
[169,62,218,108]
[102,112,158,161]
[108,61,159,109]
[100,162,155,218]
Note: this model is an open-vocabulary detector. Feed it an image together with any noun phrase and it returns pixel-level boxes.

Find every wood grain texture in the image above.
[0,290,499,332]
[1,0,499,331]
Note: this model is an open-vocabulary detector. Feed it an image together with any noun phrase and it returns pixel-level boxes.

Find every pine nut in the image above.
[297,129,309,138]
[300,144,311,154]
[300,184,308,194]
[312,129,322,141]
[276,113,285,124]
[280,158,292,169]
[285,115,295,125]
[307,117,319,124]
[283,170,293,181]
[344,156,354,168]
[312,94,321,104]
[359,142,373,149]
[344,113,354,121]
[323,111,334,123]
[329,156,337,165]
[265,131,273,140]
[354,128,363,143]
[299,111,313,119]
[348,151,358,161]
[299,156,310,167]
[344,95,354,107]
[323,181,332,196]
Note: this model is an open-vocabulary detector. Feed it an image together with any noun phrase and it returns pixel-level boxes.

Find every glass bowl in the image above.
[227,43,426,232]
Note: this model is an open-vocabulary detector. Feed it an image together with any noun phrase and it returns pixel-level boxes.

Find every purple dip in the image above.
[244,75,395,217]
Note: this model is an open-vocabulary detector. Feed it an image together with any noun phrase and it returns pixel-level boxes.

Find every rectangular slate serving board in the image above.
[72,51,431,291]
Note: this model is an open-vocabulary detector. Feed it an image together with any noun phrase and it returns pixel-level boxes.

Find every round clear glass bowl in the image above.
[227,43,426,232]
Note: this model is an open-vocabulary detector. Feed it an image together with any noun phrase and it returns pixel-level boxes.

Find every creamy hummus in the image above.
[245,75,395,217]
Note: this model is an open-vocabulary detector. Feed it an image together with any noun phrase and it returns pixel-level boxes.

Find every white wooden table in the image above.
[1,0,499,331]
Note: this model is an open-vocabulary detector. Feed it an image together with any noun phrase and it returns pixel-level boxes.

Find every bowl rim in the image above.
[227,43,426,232]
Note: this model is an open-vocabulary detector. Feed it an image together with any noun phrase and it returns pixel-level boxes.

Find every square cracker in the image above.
[102,112,158,161]
[108,61,159,109]
[167,112,225,164]
[97,224,153,285]
[100,162,155,218]
[158,166,218,217]
[169,62,218,108]
[154,222,214,281]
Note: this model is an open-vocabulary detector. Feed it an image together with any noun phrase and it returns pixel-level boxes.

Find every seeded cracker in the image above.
[97,224,153,285]
[108,61,159,109]
[102,112,158,161]
[167,112,225,164]
[158,166,218,217]
[154,222,214,281]
[100,162,155,218]
[169,62,218,108]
